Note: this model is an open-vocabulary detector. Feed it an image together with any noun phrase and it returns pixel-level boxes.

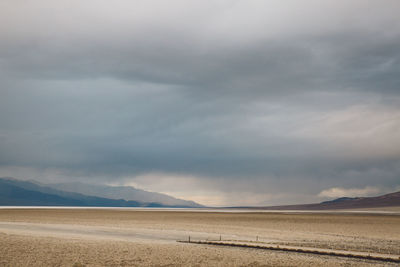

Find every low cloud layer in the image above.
[318,186,383,199]
[1,1,400,205]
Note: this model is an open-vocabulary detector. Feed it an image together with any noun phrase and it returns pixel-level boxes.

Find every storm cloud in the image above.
[1,1,399,205]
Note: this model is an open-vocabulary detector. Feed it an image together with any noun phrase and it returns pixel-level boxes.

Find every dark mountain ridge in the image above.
[257,191,400,210]
[320,197,358,204]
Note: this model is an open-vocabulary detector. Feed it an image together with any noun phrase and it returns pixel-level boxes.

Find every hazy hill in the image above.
[258,191,400,210]
[0,178,142,207]
[47,181,202,207]
[0,177,201,208]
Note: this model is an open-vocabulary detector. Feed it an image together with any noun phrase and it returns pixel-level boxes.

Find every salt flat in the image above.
[0,208,399,266]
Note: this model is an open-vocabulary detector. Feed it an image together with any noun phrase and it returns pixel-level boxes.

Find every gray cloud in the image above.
[1,1,400,205]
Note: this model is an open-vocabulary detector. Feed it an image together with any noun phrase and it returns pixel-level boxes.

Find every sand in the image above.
[0,208,399,266]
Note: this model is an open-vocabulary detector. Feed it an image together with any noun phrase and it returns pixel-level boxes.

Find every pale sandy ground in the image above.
[0,208,399,266]
[345,206,400,212]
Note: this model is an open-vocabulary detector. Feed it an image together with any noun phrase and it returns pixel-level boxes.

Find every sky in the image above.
[0,0,400,206]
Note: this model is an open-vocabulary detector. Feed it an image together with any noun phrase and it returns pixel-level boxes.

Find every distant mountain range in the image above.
[2,177,399,210]
[0,177,202,208]
[256,191,400,210]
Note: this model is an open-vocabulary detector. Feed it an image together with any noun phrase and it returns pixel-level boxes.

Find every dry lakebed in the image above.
[0,207,400,266]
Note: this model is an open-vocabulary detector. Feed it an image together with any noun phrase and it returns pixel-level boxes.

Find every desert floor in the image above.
[0,208,399,266]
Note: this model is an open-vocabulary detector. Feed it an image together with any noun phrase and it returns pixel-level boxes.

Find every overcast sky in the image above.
[1,1,400,206]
